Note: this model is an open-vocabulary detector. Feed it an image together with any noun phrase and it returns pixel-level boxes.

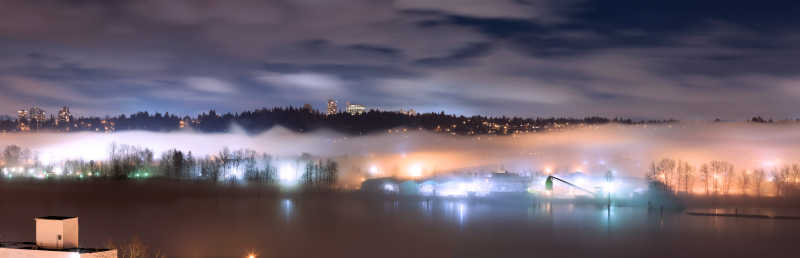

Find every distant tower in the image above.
[303,103,313,113]
[327,99,338,115]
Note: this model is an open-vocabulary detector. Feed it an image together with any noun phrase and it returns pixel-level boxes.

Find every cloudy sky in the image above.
[0,0,798,119]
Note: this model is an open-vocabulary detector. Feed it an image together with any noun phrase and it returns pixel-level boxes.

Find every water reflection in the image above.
[281,198,293,222]
[457,202,467,226]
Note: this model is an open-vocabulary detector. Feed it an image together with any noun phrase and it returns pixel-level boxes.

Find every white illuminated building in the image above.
[0,216,117,258]
[345,102,366,115]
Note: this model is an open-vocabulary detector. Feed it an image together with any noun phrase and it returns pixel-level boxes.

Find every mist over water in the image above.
[2,122,800,183]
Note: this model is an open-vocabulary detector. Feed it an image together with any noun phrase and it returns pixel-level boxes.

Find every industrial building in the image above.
[0,216,117,258]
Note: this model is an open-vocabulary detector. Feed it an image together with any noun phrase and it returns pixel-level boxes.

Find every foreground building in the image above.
[0,216,117,257]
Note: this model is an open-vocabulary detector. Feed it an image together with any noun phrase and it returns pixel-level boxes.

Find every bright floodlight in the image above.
[39,153,52,165]
[383,183,396,192]
[230,166,244,180]
[544,167,553,174]
[52,167,64,175]
[247,254,256,258]
[70,252,81,258]
[603,182,617,194]
[763,159,780,167]
[409,163,422,177]
[279,163,299,184]
[369,165,379,175]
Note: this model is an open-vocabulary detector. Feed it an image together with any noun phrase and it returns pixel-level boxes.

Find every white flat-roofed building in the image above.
[346,103,366,115]
[0,216,117,258]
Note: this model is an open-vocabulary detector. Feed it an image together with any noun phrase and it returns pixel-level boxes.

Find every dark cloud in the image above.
[415,42,493,67]
[0,0,798,119]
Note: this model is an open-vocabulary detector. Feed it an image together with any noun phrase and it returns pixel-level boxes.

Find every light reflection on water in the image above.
[281,198,293,222]
[6,195,800,258]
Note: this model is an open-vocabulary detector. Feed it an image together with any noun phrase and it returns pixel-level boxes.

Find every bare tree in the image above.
[753,168,766,197]
[738,170,750,196]
[658,159,677,192]
[722,162,734,196]
[707,161,733,195]
[774,166,792,197]
[700,164,711,195]
[681,161,694,195]
[2,145,22,167]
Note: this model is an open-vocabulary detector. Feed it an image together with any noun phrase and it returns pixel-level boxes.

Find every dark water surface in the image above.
[1,184,799,257]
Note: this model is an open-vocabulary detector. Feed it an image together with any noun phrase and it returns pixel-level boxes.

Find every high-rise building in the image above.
[16,109,29,132]
[28,106,46,122]
[17,109,28,123]
[326,99,338,115]
[57,106,71,126]
[346,103,367,115]
[28,106,46,130]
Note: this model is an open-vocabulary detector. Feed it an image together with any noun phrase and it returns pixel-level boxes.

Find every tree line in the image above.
[649,158,800,198]
[1,144,339,188]
[0,106,676,135]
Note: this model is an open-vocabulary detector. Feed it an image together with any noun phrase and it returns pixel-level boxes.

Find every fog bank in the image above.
[2,122,799,182]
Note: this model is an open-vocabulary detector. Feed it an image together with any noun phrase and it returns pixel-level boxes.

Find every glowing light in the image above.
[409,163,423,177]
[52,167,63,175]
[763,159,780,167]
[544,167,552,174]
[383,183,396,192]
[279,163,300,185]
[437,181,479,197]
[247,254,256,258]
[70,253,81,258]
[420,183,435,195]
[369,165,379,176]
[40,153,53,165]
[229,167,243,180]
[603,182,617,194]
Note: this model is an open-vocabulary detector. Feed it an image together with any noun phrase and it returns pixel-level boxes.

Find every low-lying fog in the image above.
[2,122,799,183]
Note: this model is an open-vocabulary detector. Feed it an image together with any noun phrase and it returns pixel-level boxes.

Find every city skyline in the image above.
[1,1,799,119]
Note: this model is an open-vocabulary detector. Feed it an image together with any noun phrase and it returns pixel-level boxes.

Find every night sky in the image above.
[1,0,798,119]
